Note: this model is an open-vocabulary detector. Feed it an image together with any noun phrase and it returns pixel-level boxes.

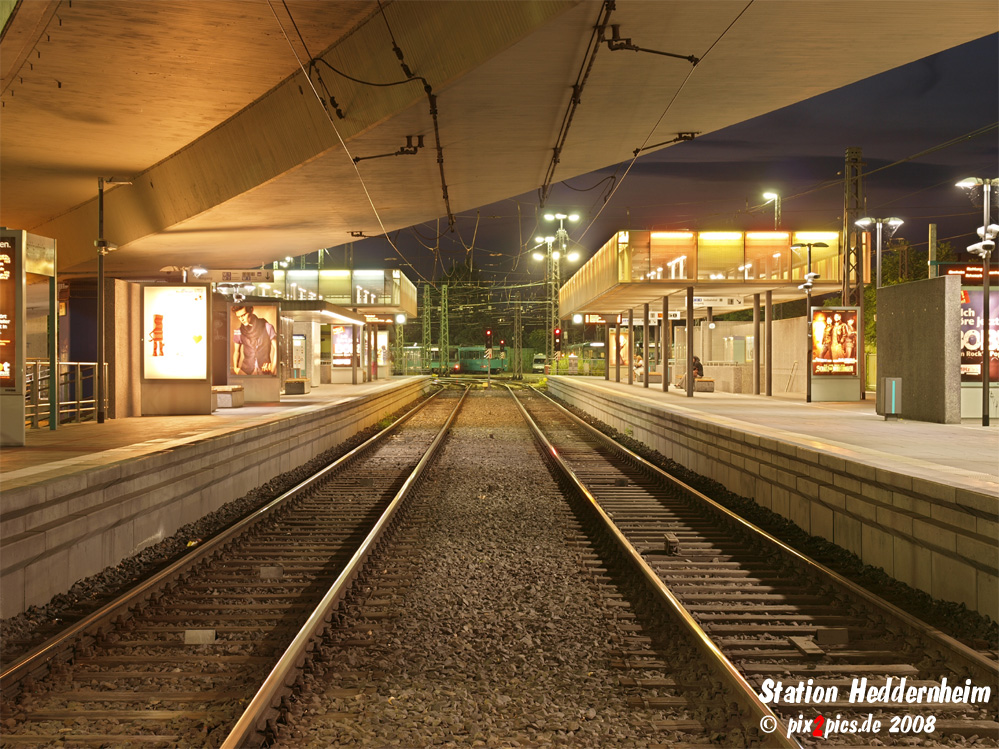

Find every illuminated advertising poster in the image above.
[377,329,389,365]
[0,235,17,390]
[811,307,859,376]
[229,303,279,376]
[332,325,354,366]
[960,289,999,383]
[143,285,209,380]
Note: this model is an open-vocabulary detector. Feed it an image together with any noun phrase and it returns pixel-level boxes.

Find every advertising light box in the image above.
[229,303,279,376]
[811,307,859,376]
[960,289,999,383]
[0,235,18,390]
[142,285,210,380]
[332,325,354,366]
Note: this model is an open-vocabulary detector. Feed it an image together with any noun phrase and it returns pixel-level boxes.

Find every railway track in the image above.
[513,387,999,746]
[266,388,786,747]
[0,387,466,748]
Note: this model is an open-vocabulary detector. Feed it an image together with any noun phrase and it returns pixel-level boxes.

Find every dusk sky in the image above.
[353,32,998,286]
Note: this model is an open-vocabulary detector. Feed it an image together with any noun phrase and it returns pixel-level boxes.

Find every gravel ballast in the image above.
[278,390,714,748]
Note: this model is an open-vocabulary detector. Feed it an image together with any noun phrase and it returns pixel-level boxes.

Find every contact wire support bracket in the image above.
[602,24,700,65]
[634,132,698,157]
[353,135,425,164]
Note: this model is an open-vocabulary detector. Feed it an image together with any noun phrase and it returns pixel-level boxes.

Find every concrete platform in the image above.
[549,376,999,619]
[0,377,432,618]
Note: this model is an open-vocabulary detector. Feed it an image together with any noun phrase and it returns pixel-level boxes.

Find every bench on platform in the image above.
[212,385,244,407]
[284,378,311,395]
[693,378,715,392]
[637,372,663,384]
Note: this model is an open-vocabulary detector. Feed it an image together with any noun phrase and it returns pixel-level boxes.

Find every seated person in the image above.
[633,355,645,380]
[675,355,703,388]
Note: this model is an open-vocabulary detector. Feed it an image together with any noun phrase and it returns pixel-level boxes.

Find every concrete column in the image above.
[706,306,713,362]
[662,295,669,393]
[686,287,694,397]
[614,322,621,382]
[604,318,610,381]
[753,293,761,395]
[643,302,650,388]
[627,309,634,385]
[928,223,938,279]
[350,325,359,385]
[765,290,773,396]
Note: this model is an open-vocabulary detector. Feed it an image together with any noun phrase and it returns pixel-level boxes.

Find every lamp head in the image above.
[968,239,996,257]
[887,218,904,228]
[763,191,779,201]
[855,218,873,228]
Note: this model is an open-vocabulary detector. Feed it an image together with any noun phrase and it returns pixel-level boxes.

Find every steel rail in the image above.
[533,388,999,683]
[508,386,801,749]
[221,386,470,747]
[0,385,444,691]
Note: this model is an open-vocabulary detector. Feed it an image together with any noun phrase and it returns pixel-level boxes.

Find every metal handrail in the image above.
[222,385,467,747]
[24,359,103,426]
[509,386,799,749]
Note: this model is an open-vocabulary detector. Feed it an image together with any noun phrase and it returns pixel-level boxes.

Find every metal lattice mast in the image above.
[546,251,557,363]
[842,147,865,306]
[421,285,432,372]
[513,293,523,380]
[439,283,449,370]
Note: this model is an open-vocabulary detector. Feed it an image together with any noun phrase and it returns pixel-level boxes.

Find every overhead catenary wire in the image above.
[577,0,755,244]
[266,0,436,287]
[538,0,616,208]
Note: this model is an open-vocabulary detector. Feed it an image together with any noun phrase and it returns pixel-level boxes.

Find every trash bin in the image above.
[881,377,901,420]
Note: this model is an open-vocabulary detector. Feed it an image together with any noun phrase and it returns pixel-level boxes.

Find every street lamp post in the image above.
[763,191,781,230]
[537,212,579,365]
[957,177,999,426]
[533,235,556,363]
[791,241,827,403]
[855,217,903,288]
[95,177,131,423]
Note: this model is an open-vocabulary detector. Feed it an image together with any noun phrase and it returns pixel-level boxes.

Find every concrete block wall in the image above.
[550,378,999,620]
[0,379,430,618]
[877,275,961,423]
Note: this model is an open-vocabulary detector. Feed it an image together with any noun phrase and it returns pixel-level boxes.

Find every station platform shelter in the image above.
[2,374,996,624]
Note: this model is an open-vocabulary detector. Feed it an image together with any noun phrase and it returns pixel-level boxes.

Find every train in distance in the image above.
[453,345,508,375]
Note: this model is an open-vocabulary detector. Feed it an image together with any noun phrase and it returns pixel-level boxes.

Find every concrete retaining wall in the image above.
[0,378,431,618]
[549,377,998,620]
